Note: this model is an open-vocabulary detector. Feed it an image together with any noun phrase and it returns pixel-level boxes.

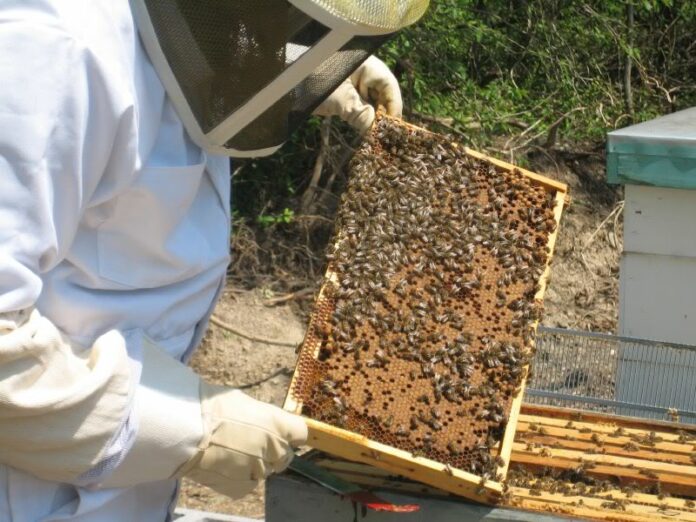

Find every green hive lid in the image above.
[607,108,696,189]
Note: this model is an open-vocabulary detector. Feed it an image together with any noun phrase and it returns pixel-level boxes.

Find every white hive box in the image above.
[607,109,696,420]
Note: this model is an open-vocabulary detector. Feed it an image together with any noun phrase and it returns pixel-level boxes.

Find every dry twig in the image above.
[583,201,624,251]
[236,367,293,390]
[263,288,315,306]
[209,314,299,348]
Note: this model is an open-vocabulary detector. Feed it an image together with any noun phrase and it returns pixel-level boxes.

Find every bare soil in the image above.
[176,146,623,517]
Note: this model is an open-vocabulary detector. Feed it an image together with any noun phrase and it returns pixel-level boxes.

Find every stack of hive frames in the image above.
[284,116,568,502]
[511,405,696,498]
[305,458,696,522]
[304,402,696,522]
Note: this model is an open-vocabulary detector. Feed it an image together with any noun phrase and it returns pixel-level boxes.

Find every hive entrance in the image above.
[288,116,563,490]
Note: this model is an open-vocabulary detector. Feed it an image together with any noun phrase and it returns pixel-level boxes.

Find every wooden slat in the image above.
[517,424,694,461]
[512,490,696,522]
[520,404,696,435]
[512,444,696,496]
[517,433,694,465]
[305,418,501,504]
[512,442,696,477]
[518,413,696,444]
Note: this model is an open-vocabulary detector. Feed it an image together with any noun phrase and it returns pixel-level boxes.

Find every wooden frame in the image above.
[512,407,696,497]
[284,118,569,503]
[305,457,696,522]
[298,402,696,522]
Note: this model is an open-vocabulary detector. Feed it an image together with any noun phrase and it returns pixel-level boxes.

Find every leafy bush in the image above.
[233,1,696,221]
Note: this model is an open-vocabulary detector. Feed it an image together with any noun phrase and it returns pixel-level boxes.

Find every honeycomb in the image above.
[291,116,559,480]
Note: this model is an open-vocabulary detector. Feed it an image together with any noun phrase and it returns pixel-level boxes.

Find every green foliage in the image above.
[381,0,696,145]
[231,117,323,218]
[233,1,696,222]
[256,207,295,227]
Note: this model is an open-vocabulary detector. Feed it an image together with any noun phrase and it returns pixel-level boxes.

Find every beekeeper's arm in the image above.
[314,56,403,133]
[0,20,305,498]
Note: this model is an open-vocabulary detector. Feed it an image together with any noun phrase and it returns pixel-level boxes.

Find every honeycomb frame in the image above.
[303,402,696,522]
[284,116,568,503]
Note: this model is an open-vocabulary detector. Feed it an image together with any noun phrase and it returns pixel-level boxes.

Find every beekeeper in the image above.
[0,1,428,520]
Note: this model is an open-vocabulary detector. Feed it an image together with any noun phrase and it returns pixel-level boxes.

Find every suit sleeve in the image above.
[0,21,136,483]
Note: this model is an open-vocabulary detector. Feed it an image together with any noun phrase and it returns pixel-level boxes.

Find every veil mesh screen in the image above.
[226,34,390,152]
[143,0,393,153]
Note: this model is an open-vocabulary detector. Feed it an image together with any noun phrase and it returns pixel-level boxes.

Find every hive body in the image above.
[286,116,567,500]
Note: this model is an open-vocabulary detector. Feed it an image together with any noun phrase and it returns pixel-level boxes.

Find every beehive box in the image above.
[284,116,568,502]
[303,404,696,521]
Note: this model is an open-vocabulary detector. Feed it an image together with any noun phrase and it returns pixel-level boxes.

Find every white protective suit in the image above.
[0,1,229,519]
[0,1,407,520]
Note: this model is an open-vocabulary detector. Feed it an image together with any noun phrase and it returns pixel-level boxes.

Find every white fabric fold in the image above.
[0,310,132,483]
[97,338,204,488]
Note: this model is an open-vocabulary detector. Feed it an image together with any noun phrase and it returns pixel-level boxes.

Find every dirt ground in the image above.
[178,290,305,518]
[176,147,623,517]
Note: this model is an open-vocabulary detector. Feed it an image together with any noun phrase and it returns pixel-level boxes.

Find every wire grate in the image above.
[525,326,696,424]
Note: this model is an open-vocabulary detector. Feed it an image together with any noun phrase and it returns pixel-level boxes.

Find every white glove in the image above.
[314,56,403,134]
[177,382,308,498]
[0,309,133,484]
[102,339,307,499]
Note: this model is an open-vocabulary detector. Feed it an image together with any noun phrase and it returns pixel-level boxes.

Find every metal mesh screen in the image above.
[525,326,696,424]
[141,0,394,154]
[297,0,430,33]
[226,34,390,152]
[145,0,294,133]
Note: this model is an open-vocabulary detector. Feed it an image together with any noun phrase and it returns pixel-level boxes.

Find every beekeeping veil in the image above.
[130,0,429,157]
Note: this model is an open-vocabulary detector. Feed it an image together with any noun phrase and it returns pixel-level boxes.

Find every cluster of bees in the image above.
[293,117,559,478]
[507,465,696,512]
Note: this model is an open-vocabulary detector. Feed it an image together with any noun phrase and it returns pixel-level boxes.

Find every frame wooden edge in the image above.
[511,493,696,522]
[305,417,503,504]
[521,404,696,435]
[284,116,570,502]
[463,147,569,194]
[497,189,567,476]
[283,273,340,415]
[306,456,696,522]
[383,114,569,196]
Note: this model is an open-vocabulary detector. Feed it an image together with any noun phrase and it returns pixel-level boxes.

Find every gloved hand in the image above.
[314,56,403,134]
[99,339,307,498]
[176,382,308,499]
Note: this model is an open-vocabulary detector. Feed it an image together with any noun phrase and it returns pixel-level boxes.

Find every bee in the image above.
[639,469,659,479]
[580,460,596,470]
[601,500,627,511]
[320,380,338,395]
[416,393,430,405]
